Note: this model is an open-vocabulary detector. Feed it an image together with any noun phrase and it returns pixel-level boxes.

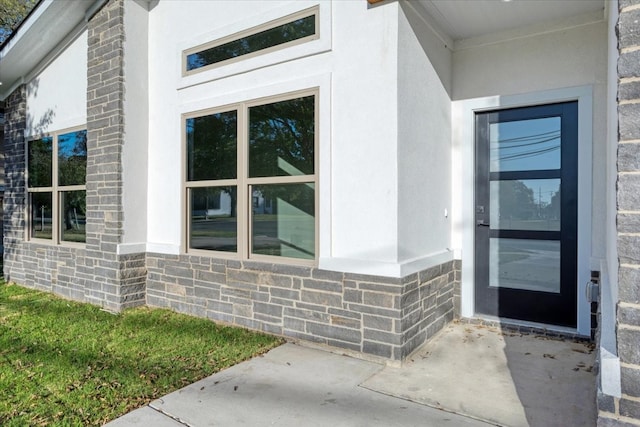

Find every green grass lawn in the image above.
[0,282,283,426]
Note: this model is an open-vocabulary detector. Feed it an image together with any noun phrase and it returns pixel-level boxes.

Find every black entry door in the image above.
[475,102,578,327]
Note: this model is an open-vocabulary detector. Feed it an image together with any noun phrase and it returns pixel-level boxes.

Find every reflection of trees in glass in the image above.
[498,180,536,220]
[249,95,314,177]
[31,192,52,239]
[58,130,87,186]
[187,112,237,181]
[58,131,87,232]
[545,188,561,220]
[187,112,237,218]
[187,15,315,71]
[28,137,52,187]
[62,191,86,242]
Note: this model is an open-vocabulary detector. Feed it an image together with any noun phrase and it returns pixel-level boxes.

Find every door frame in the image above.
[452,86,593,336]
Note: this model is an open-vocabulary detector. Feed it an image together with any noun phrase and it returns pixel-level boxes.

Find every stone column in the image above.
[3,85,27,283]
[86,0,145,310]
[613,0,640,424]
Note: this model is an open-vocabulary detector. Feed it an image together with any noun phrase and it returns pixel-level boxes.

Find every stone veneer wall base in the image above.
[146,254,459,360]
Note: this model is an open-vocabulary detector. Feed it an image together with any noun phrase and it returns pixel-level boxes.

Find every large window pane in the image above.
[58,130,87,186]
[187,14,316,71]
[251,183,314,259]
[187,111,237,181]
[61,191,86,243]
[489,238,560,293]
[190,187,237,252]
[28,137,53,187]
[490,179,561,231]
[490,117,561,172]
[31,192,52,240]
[249,96,314,177]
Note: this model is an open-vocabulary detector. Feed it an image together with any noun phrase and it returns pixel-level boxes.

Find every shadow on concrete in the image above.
[362,321,596,427]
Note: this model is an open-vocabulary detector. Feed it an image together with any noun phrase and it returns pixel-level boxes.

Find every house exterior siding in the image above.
[2,3,640,423]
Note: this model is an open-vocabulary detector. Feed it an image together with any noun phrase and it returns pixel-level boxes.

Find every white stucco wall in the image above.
[146,0,404,273]
[396,3,453,270]
[26,30,87,136]
[451,18,607,335]
[451,19,608,259]
[119,0,150,252]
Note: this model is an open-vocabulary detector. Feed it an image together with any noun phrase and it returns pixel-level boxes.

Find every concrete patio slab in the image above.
[106,343,491,427]
[361,321,596,427]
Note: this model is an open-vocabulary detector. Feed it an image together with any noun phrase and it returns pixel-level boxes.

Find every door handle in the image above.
[476,220,490,227]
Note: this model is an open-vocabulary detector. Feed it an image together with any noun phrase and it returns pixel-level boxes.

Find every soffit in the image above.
[414,0,605,41]
[0,0,101,100]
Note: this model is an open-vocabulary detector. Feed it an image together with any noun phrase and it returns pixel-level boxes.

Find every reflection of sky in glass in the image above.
[58,130,87,159]
[490,117,561,172]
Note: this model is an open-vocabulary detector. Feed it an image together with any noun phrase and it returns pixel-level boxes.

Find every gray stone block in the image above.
[619,0,640,11]
[357,282,403,294]
[301,289,342,307]
[284,307,329,322]
[618,213,640,234]
[618,8,640,50]
[303,278,342,293]
[363,291,396,308]
[344,289,362,303]
[363,314,393,332]
[619,81,640,102]
[327,307,361,320]
[597,416,640,427]
[619,304,640,326]
[618,327,640,365]
[419,264,442,284]
[619,50,640,80]
[621,365,640,397]
[195,270,226,285]
[620,398,640,420]
[283,317,305,332]
[363,340,392,358]
[326,339,361,353]
[330,315,360,329]
[227,268,260,284]
[194,285,220,300]
[253,302,283,317]
[269,287,300,301]
[306,322,361,344]
[312,268,344,281]
[618,234,640,264]
[619,268,640,304]
[346,303,401,319]
[363,328,402,345]
[619,102,640,140]
[254,313,282,325]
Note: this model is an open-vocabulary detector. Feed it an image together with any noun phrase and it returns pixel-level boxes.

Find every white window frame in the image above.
[183,88,319,266]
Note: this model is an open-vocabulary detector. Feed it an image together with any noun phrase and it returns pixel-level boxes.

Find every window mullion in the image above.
[238,105,249,260]
[52,133,59,244]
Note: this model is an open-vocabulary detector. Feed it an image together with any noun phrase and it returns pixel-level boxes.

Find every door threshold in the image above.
[460,315,590,341]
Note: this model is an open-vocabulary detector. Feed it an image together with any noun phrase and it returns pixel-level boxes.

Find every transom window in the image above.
[183,7,318,75]
[27,128,87,244]
[185,90,317,263]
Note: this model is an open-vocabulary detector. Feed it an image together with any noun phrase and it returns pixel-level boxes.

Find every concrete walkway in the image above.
[363,321,596,427]
[106,342,490,427]
[106,321,596,427]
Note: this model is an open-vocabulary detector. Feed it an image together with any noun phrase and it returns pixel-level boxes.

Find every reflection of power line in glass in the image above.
[491,130,560,162]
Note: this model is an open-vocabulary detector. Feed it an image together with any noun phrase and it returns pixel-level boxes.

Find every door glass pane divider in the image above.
[489,230,561,240]
[489,170,561,181]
